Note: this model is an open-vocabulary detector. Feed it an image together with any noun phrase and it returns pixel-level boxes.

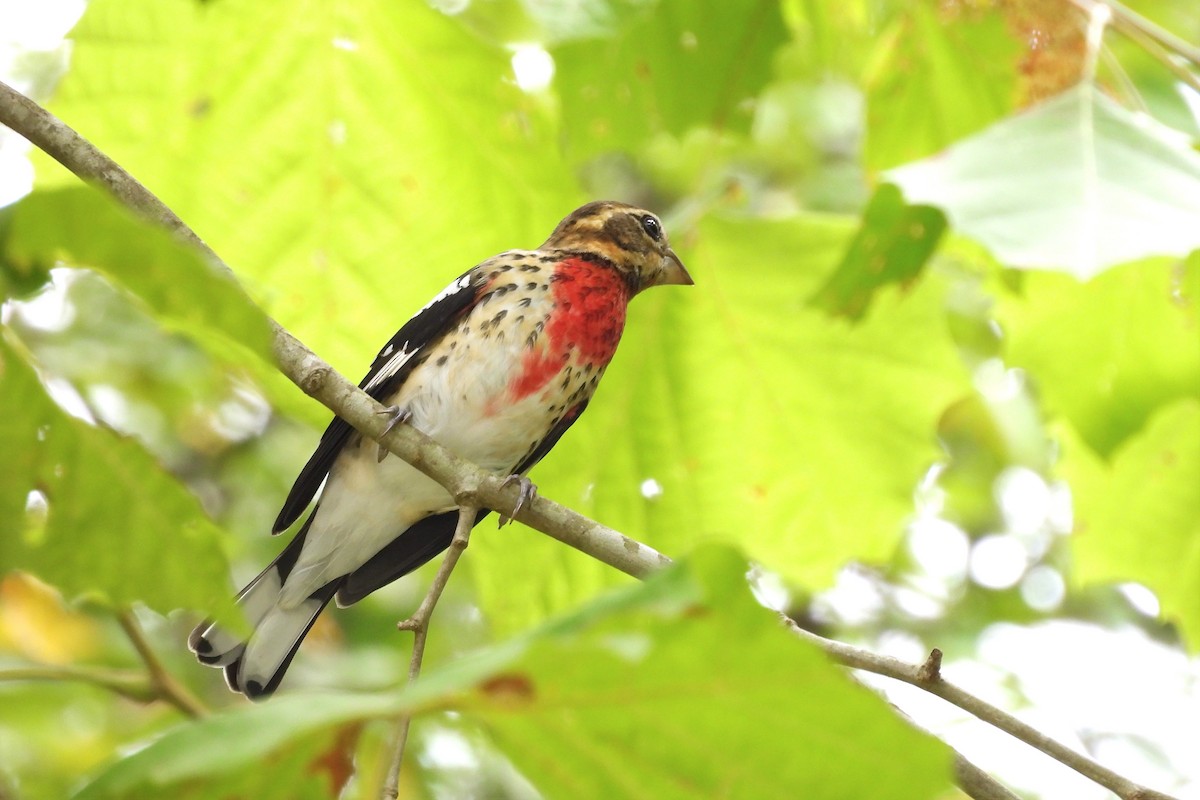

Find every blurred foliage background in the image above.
[2,0,1200,798]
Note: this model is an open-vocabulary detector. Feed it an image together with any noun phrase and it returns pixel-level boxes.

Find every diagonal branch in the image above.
[784,618,1178,800]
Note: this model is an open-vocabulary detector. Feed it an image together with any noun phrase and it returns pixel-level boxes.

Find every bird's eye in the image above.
[640,214,663,241]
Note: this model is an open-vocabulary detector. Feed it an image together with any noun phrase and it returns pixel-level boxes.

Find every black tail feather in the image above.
[337,508,490,607]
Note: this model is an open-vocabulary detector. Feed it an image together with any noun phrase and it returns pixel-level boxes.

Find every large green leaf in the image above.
[0,337,235,618]
[889,85,1200,278]
[1060,400,1200,647]
[471,213,966,633]
[996,258,1200,457]
[1,186,273,365]
[865,1,1018,171]
[48,0,580,375]
[551,0,788,159]
[75,549,951,800]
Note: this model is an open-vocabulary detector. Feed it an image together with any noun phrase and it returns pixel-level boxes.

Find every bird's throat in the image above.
[508,258,629,402]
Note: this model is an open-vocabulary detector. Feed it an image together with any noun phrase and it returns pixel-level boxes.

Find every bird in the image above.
[189,201,692,699]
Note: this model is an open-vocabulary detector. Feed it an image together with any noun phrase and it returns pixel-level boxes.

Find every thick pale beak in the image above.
[662,248,694,286]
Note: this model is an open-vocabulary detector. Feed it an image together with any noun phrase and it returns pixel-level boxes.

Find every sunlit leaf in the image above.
[48,0,580,375]
[551,0,788,158]
[1060,400,1200,647]
[0,338,235,618]
[810,183,946,318]
[75,549,950,799]
[473,549,951,800]
[1,186,273,365]
[995,258,1200,457]
[865,2,1018,171]
[74,693,374,800]
[889,85,1200,278]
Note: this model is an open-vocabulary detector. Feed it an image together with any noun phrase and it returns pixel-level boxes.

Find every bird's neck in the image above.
[546,256,631,365]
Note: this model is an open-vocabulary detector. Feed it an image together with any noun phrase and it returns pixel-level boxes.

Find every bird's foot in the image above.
[376,405,412,462]
[498,474,538,527]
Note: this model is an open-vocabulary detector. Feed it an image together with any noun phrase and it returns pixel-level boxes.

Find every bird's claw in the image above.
[498,474,537,527]
[376,405,412,462]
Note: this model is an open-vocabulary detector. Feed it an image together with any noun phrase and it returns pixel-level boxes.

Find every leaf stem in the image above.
[381,506,477,800]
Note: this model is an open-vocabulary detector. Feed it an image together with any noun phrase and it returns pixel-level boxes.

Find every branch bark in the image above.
[0,79,1179,800]
[784,618,1178,800]
[117,609,209,718]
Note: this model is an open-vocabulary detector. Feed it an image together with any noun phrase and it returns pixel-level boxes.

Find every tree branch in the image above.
[783,618,1178,800]
[952,752,1022,800]
[117,609,209,718]
[381,505,477,800]
[0,613,210,718]
[0,664,155,703]
[0,79,1178,800]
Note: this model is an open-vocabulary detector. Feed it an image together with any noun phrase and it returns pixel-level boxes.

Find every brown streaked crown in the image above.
[542,201,693,291]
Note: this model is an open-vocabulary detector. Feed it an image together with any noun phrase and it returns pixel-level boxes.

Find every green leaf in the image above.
[0,337,235,619]
[1,186,273,364]
[809,183,947,318]
[49,0,580,375]
[471,213,966,632]
[551,0,788,158]
[1060,400,1200,647]
[889,85,1200,278]
[473,548,951,800]
[75,548,951,799]
[72,693,390,800]
[865,2,1018,171]
[996,258,1200,457]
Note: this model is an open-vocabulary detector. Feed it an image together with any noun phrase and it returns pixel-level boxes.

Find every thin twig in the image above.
[1104,0,1200,68]
[381,506,478,800]
[117,609,209,718]
[784,619,1178,800]
[1066,0,1200,94]
[0,665,154,702]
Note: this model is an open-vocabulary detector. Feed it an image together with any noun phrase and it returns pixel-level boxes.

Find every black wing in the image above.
[272,268,483,533]
[336,400,590,606]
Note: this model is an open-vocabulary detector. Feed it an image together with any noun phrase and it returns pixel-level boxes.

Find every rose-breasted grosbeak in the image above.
[189,201,692,698]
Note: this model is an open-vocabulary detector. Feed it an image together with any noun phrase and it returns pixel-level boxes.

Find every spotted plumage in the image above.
[189,201,691,699]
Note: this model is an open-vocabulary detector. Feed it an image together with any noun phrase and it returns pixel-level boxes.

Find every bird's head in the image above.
[542,201,693,293]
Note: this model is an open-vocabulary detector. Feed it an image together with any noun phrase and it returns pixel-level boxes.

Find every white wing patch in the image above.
[362,273,476,393]
[364,345,417,392]
[419,272,474,314]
